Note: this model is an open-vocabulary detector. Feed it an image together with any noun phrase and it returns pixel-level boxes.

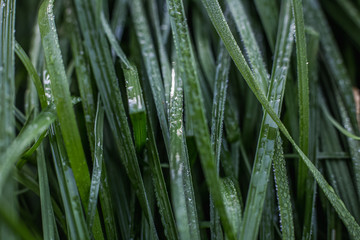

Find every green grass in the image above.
[1,0,360,239]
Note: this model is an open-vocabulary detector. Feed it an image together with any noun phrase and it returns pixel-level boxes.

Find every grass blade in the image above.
[167,0,238,238]
[38,2,105,238]
[0,106,56,190]
[130,0,170,151]
[239,0,294,238]
[169,65,200,240]
[0,0,16,237]
[291,0,310,221]
[201,0,360,238]
[87,98,105,231]
[273,137,295,240]
[226,0,269,94]
[72,0,158,238]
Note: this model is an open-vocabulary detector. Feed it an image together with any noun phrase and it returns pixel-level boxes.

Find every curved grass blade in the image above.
[169,66,200,240]
[210,41,230,239]
[166,0,237,238]
[0,0,16,237]
[322,105,360,140]
[110,0,128,42]
[220,178,242,238]
[273,137,295,240]
[239,0,294,238]
[201,0,360,238]
[226,0,269,94]
[291,0,310,216]
[303,0,360,203]
[130,0,170,151]
[0,106,56,190]
[67,10,118,238]
[87,97,105,231]
[15,41,47,109]
[72,0,158,238]
[38,2,104,238]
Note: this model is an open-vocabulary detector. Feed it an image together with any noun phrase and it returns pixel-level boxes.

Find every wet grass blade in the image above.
[226,0,269,94]
[87,98,105,231]
[72,0,158,238]
[0,0,16,237]
[130,0,170,151]
[273,137,295,240]
[166,0,239,238]
[15,41,47,109]
[303,0,360,205]
[38,2,106,238]
[49,124,90,240]
[291,0,310,217]
[201,0,360,238]
[0,106,56,190]
[239,0,294,238]
[169,65,200,240]
[146,103,178,240]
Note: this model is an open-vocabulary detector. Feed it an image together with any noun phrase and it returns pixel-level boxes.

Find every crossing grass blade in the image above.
[239,0,294,238]
[0,106,56,190]
[226,0,269,94]
[38,1,104,238]
[130,0,170,151]
[303,0,360,204]
[167,0,237,239]
[201,0,360,238]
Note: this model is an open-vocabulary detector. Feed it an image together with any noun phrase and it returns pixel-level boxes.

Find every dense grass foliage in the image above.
[1,0,360,239]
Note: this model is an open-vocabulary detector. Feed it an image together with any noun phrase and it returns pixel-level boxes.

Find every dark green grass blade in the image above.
[220,178,242,238]
[302,26,320,240]
[254,0,279,51]
[0,204,40,240]
[130,0,170,151]
[303,0,360,204]
[210,41,231,239]
[239,0,294,238]
[37,143,58,240]
[87,98,105,231]
[226,0,269,94]
[145,103,179,240]
[273,137,295,240]
[38,2,105,239]
[166,0,238,239]
[148,0,172,111]
[72,0,158,238]
[0,0,16,237]
[291,0,310,218]
[49,124,90,240]
[201,0,360,238]
[15,41,47,109]
[169,65,200,240]
[0,106,56,190]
